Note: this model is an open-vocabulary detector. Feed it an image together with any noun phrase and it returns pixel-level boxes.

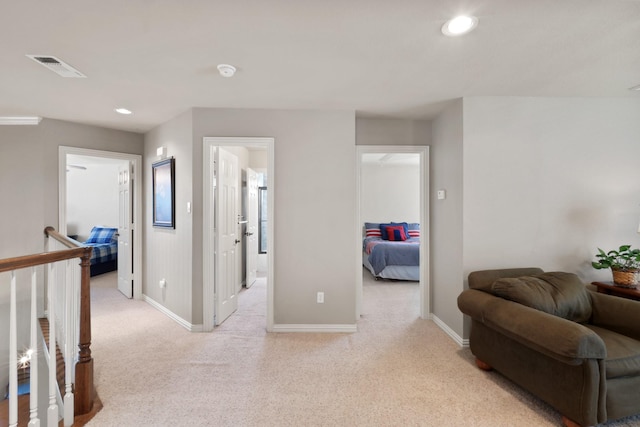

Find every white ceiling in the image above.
[1,1,639,133]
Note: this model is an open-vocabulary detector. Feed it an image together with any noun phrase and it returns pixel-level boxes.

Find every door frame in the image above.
[355,145,430,319]
[203,137,275,332]
[58,146,143,299]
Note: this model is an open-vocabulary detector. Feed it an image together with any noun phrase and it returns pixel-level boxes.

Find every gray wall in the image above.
[356,117,431,146]
[192,108,357,325]
[143,110,194,323]
[0,118,143,394]
[143,108,357,326]
[430,100,464,334]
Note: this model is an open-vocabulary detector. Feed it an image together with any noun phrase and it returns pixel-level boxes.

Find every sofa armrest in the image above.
[458,289,606,363]
[590,291,640,340]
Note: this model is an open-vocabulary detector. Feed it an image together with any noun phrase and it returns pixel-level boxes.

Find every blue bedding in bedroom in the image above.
[81,226,118,266]
[363,236,420,275]
[86,242,118,265]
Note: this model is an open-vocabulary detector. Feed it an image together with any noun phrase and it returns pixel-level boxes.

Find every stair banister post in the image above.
[74,247,94,415]
[29,267,41,427]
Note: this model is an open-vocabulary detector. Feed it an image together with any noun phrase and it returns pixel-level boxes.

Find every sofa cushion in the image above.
[586,325,640,379]
[468,268,544,293]
[491,272,592,323]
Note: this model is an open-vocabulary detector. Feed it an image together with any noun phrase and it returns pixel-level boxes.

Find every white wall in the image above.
[67,163,122,240]
[361,163,420,224]
[461,97,640,337]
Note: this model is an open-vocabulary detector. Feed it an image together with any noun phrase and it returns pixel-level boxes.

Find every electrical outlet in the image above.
[317,291,324,303]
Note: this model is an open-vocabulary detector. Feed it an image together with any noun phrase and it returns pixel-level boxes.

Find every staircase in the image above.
[0,317,102,427]
[1,227,100,426]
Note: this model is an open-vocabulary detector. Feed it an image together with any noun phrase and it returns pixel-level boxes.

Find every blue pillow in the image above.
[379,223,393,240]
[407,223,420,238]
[85,226,117,244]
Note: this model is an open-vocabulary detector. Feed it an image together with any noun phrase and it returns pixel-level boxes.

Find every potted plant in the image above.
[592,245,640,287]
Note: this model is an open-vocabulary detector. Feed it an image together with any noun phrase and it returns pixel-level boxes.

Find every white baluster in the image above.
[29,268,41,427]
[9,271,18,427]
[47,263,58,427]
[64,260,74,426]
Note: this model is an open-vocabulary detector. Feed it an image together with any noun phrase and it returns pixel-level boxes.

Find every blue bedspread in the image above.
[85,242,118,265]
[363,237,419,275]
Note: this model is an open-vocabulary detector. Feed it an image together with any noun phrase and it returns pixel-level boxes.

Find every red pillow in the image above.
[384,225,407,241]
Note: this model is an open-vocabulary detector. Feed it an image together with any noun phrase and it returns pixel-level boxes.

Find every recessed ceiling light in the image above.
[442,15,478,36]
[217,64,236,78]
[114,108,132,115]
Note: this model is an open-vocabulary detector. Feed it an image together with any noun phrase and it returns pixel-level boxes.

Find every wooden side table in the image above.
[591,281,640,301]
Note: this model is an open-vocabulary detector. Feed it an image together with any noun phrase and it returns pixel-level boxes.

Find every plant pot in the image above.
[611,268,640,287]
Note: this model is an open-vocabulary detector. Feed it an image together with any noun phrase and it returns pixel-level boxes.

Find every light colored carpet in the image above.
[84,270,640,427]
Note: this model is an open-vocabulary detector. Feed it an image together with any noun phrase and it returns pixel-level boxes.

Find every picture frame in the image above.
[152,157,175,228]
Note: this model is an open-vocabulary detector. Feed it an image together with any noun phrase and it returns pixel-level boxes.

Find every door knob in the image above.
[235,239,241,244]
[245,231,253,237]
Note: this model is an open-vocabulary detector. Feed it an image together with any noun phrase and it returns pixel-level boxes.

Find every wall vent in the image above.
[26,55,86,78]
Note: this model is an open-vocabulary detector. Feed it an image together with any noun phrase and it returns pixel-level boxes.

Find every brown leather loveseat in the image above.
[457,268,640,427]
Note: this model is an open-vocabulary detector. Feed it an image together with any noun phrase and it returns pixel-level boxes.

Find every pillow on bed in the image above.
[391,222,410,238]
[364,222,381,238]
[383,225,407,241]
[380,222,408,240]
[407,223,420,238]
[85,226,117,244]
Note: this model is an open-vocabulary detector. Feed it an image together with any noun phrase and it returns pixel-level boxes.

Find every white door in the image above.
[245,168,259,288]
[117,162,133,298]
[215,148,239,325]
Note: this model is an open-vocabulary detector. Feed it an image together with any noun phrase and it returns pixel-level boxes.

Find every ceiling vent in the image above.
[26,55,86,78]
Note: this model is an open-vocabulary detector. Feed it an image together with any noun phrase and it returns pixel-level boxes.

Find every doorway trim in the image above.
[355,145,430,319]
[58,146,143,299]
[203,137,275,332]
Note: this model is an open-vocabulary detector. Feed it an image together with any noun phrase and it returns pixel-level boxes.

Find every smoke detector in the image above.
[26,55,86,78]
[217,64,236,78]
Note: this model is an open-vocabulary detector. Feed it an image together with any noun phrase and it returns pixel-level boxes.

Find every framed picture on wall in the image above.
[152,157,175,228]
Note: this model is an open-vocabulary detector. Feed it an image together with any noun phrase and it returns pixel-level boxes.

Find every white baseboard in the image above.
[431,314,468,347]
[272,324,357,333]
[143,295,203,332]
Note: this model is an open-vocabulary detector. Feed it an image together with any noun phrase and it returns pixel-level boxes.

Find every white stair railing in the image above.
[2,227,93,427]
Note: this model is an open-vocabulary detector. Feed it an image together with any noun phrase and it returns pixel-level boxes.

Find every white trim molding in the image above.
[0,116,42,125]
[58,146,143,300]
[143,295,203,332]
[431,315,467,347]
[272,324,358,333]
[355,145,430,320]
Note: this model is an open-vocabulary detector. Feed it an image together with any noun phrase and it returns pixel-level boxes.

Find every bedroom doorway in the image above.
[58,146,143,299]
[355,145,430,320]
[203,137,274,332]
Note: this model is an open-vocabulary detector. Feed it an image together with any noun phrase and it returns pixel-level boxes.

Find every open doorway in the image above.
[355,146,430,320]
[202,137,274,332]
[58,146,143,299]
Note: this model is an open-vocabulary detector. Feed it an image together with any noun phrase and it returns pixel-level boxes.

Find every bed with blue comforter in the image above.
[362,222,420,282]
[82,226,118,277]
